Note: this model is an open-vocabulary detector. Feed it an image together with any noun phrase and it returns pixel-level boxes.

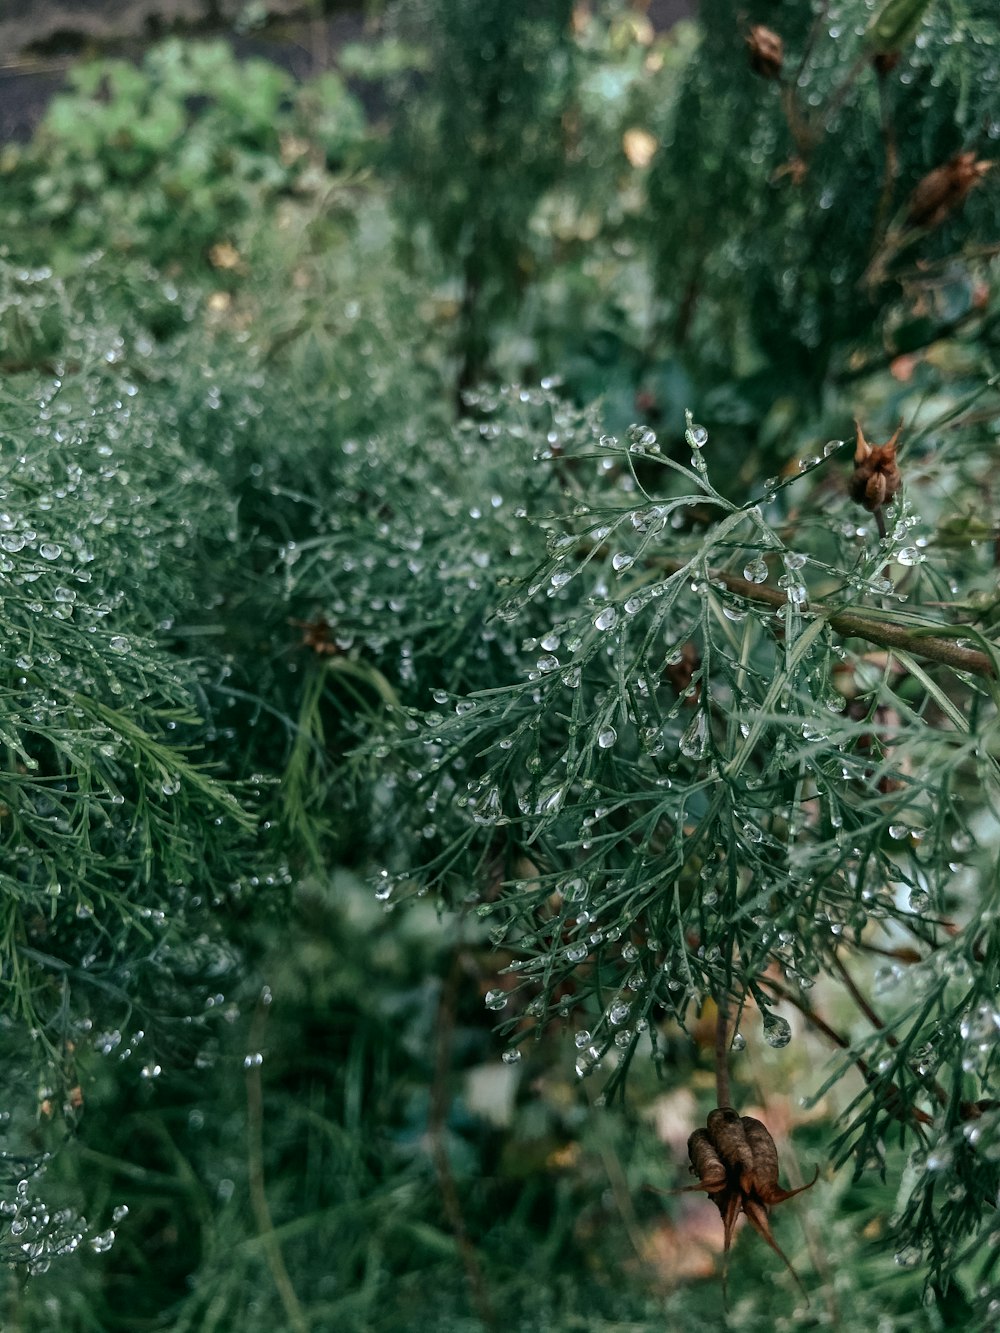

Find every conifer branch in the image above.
[654,559,996,678]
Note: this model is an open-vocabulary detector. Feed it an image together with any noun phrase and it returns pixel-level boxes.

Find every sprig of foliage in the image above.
[366,398,1000,1307]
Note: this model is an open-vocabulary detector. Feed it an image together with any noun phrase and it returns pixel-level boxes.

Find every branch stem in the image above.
[715,994,732,1109]
[654,558,995,678]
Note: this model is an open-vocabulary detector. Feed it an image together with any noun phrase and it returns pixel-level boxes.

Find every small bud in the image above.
[905,152,992,231]
[850,420,903,513]
[865,0,934,55]
[746,25,784,81]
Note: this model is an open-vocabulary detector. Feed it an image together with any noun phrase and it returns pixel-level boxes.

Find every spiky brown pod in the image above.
[905,151,992,230]
[682,1106,818,1291]
[746,25,784,80]
[849,420,903,513]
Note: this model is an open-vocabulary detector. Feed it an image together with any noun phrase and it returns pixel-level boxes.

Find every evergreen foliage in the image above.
[0,1,997,1329]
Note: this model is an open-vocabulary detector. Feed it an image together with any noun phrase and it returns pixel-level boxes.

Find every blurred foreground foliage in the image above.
[0,1,998,1329]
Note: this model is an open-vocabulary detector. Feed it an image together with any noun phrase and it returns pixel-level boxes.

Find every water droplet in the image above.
[473,786,502,825]
[609,1000,631,1026]
[109,636,130,654]
[485,989,508,1011]
[743,557,768,584]
[594,607,617,631]
[762,1013,792,1048]
[536,653,560,674]
[89,1229,116,1254]
[730,1031,746,1052]
[823,439,843,456]
[612,553,634,573]
[894,1245,921,1269]
[679,712,708,759]
[896,547,924,566]
[501,1048,521,1064]
[597,726,617,749]
[908,888,930,913]
[39,542,62,561]
[687,423,708,448]
[374,871,393,902]
[888,823,909,840]
[873,964,903,996]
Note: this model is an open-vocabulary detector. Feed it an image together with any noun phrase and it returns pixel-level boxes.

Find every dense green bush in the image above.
[0,39,366,272]
[0,2,997,1329]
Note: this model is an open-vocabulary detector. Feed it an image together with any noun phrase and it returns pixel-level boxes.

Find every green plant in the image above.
[359,388,1000,1322]
[0,5,997,1329]
[0,39,367,273]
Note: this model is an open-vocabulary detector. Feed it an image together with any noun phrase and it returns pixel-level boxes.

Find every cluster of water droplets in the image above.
[0,1160,127,1274]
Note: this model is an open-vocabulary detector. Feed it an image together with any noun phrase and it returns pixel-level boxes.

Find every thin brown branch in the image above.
[714,997,730,1109]
[821,50,870,132]
[832,952,950,1111]
[756,975,933,1127]
[831,951,888,1034]
[869,72,899,258]
[715,994,732,1109]
[654,558,996,679]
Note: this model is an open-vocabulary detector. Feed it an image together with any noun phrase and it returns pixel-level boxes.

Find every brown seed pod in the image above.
[707,1107,755,1189]
[741,1116,820,1206]
[679,1106,818,1294]
[849,420,903,513]
[687,1128,728,1193]
[905,151,992,231]
[746,25,784,80]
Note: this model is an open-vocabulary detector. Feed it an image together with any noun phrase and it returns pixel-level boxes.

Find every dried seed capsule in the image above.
[677,1107,818,1294]
[706,1107,755,1186]
[849,420,902,513]
[905,152,992,231]
[746,25,784,80]
[742,1116,819,1204]
[687,1128,727,1192]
